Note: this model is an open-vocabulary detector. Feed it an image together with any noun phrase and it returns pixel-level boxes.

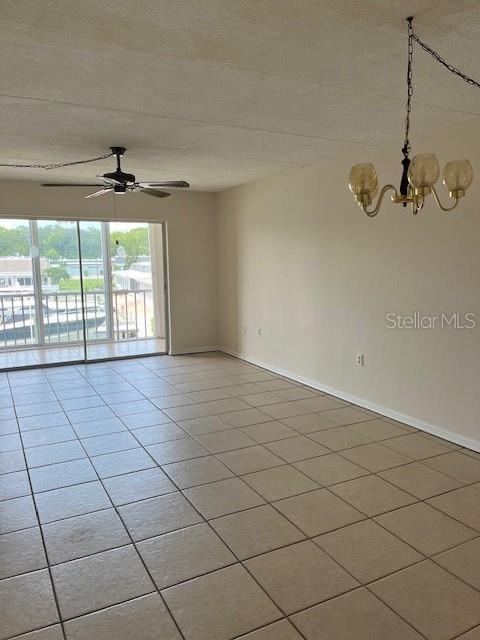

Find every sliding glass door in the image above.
[0,218,168,370]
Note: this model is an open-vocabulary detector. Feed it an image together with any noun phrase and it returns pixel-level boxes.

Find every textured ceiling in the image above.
[1,0,480,190]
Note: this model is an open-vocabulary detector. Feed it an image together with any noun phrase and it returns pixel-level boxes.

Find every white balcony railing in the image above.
[0,290,153,348]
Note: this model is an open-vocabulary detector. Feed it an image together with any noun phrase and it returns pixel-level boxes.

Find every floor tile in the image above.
[162,455,233,488]
[0,449,26,474]
[184,477,265,519]
[162,563,281,640]
[52,545,154,620]
[0,495,38,534]
[315,519,422,583]
[0,527,47,579]
[241,421,298,444]
[306,426,371,451]
[211,504,305,559]
[281,413,337,433]
[236,619,303,639]
[240,391,286,406]
[90,448,155,478]
[299,396,348,412]
[146,438,209,465]
[242,465,318,501]
[274,488,364,536]
[379,461,462,499]
[60,395,105,412]
[341,442,412,472]
[347,419,411,441]
[455,627,480,640]
[132,423,187,446]
[217,446,284,474]
[0,469,31,501]
[63,592,181,640]
[383,433,453,459]
[201,398,252,414]
[29,459,97,493]
[434,538,480,590]
[118,492,202,541]
[245,540,357,615]
[16,401,62,418]
[66,405,115,424]
[0,569,59,639]
[81,431,139,456]
[195,429,257,453]
[18,413,68,431]
[221,408,272,427]
[103,467,176,506]
[12,625,64,639]
[121,410,172,429]
[35,481,110,524]
[317,406,374,426]
[264,435,330,462]
[72,417,127,438]
[294,453,369,486]
[163,404,213,422]
[423,451,480,484]
[138,522,235,589]
[149,394,197,410]
[428,486,480,530]
[370,561,480,640]
[377,502,478,556]
[111,398,156,415]
[21,425,77,448]
[291,587,424,640]
[0,418,18,435]
[43,508,130,564]
[25,441,86,468]
[330,475,417,516]
[178,414,232,436]
[260,402,310,419]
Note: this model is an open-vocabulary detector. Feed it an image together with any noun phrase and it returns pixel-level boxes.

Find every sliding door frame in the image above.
[0,216,170,371]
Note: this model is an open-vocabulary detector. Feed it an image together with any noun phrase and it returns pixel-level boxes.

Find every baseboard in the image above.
[169,345,221,356]
[219,347,480,453]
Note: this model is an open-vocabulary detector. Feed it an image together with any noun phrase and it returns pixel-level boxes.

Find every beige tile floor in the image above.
[0,352,480,640]
[0,338,166,370]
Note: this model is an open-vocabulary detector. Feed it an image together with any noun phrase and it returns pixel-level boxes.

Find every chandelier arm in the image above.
[362,184,398,217]
[430,186,460,212]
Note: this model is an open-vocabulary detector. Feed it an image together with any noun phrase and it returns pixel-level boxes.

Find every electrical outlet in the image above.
[256,327,262,337]
[356,354,365,366]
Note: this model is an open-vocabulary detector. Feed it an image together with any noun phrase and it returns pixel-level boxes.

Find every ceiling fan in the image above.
[41,147,190,198]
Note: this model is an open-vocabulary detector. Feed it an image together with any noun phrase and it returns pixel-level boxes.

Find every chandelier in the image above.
[349,18,478,217]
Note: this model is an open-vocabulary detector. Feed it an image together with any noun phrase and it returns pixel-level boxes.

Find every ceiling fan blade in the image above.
[136,181,190,188]
[85,188,114,199]
[41,183,104,187]
[96,175,122,186]
[137,187,171,198]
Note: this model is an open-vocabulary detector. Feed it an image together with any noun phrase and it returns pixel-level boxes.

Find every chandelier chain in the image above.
[0,151,114,171]
[411,29,480,90]
[402,18,414,159]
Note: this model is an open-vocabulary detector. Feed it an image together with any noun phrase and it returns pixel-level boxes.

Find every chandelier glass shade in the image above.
[349,18,477,217]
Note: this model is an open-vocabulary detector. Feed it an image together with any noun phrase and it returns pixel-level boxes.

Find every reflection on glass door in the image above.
[0,217,168,370]
[83,221,167,361]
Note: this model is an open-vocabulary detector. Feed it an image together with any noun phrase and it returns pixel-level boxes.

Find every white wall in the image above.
[217,119,480,450]
[0,181,218,353]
